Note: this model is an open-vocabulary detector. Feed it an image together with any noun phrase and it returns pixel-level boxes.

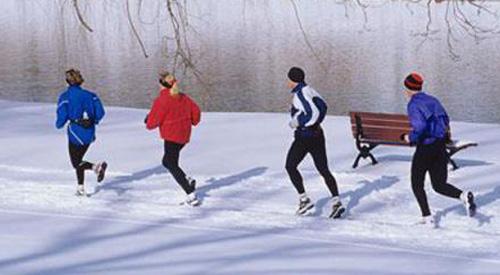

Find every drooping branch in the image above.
[72,0,93,32]
[164,0,209,100]
[290,0,328,71]
[126,0,149,58]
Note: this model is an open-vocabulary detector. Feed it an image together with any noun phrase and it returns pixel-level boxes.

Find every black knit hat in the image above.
[404,72,423,91]
[288,67,305,83]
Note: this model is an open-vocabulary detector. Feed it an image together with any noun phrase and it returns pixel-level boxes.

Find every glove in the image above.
[289,119,299,129]
[144,115,149,124]
[79,118,94,129]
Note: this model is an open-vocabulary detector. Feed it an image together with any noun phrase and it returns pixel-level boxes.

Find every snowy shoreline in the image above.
[0,100,499,274]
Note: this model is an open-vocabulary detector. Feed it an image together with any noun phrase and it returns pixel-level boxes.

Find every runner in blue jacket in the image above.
[56,69,107,196]
[402,72,476,225]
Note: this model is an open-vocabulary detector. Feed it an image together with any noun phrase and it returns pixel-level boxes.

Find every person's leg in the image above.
[429,141,462,199]
[309,132,339,197]
[411,146,432,217]
[163,141,194,195]
[68,143,92,186]
[285,138,308,195]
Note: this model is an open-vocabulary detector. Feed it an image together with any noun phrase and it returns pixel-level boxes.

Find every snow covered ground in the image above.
[0,99,499,274]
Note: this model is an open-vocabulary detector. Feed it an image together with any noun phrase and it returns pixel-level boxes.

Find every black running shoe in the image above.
[329,201,345,219]
[464,191,476,217]
[97,162,107,183]
[296,197,314,215]
[187,177,196,190]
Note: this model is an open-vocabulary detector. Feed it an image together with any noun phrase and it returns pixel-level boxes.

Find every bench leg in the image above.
[368,153,378,166]
[352,154,363,169]
[352,145,378,169]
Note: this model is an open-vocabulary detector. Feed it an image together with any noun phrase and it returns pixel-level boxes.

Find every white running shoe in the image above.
[185,192,201,207]
[76,185,86,197]
[418,215,436,228]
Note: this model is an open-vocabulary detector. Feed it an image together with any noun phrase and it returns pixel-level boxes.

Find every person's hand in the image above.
[400,133,410,143]
[289,119,299,129]
[80,118,94,128]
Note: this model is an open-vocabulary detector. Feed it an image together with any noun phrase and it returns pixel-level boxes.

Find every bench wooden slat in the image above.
[350,116,410,125]
[350,119,411,128]
[358,139,410,146]
[355,127,409,142]
[351,126,411,139]
[350,111,409,121]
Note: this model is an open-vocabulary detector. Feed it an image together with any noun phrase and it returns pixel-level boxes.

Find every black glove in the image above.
[79,118,94,129]
[144,115,149,124]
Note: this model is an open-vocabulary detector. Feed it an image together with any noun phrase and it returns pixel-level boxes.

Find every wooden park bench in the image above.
[349,111,478,170]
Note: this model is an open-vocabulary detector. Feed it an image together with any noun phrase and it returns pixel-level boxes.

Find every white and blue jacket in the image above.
[56,85,105,146]
[290,82,328,136]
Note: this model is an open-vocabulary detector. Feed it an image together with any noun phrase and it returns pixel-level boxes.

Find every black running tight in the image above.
[411,139,462,217]
[69,143,94,186]
[163,141,194,195]
[285,129,339,197]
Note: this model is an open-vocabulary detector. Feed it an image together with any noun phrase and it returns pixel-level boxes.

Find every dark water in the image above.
[1,0,500,123]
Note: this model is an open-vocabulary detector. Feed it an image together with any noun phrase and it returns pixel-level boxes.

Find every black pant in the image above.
[69,143,94,186]
[163,141,194,195]
[411,139,462,216]
[285,128,339,197]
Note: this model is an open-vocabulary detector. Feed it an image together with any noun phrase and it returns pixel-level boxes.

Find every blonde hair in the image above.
[159,70,180,96]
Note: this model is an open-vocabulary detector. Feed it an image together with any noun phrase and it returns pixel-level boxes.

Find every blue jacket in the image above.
[407,92,449,145]
[56,85,105,145]
[290,82,328,137]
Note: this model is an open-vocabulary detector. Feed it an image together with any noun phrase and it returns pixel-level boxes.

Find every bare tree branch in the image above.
[72,0,93,32]
[126,0,149,58]
[289,0,328,70]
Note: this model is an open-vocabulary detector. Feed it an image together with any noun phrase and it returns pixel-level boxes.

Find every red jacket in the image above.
[146,89,201,144]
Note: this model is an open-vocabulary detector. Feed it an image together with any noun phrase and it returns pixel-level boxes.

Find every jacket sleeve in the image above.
[92,95,105,124]
[55,94,69,129]
[146,97,165,130]
[190,97,201,126]
[296,91,312,127]
[408,103,427,144]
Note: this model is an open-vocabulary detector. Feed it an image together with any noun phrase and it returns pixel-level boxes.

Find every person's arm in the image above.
[289,106,301,128]
[146,98,165,130]
[92,95,105,124]
[296,91,312,127]
[190,97,201,126]
[55,94,69,129]
[407,103,427,144]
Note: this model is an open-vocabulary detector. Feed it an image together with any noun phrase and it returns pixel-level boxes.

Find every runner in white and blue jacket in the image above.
[285,67,344,218]
[55,69,107,196]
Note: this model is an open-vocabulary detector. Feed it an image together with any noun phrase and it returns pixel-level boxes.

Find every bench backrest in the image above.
[349,111,412,145]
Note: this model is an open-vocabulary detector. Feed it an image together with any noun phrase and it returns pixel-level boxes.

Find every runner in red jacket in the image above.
[145,71,201,206]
